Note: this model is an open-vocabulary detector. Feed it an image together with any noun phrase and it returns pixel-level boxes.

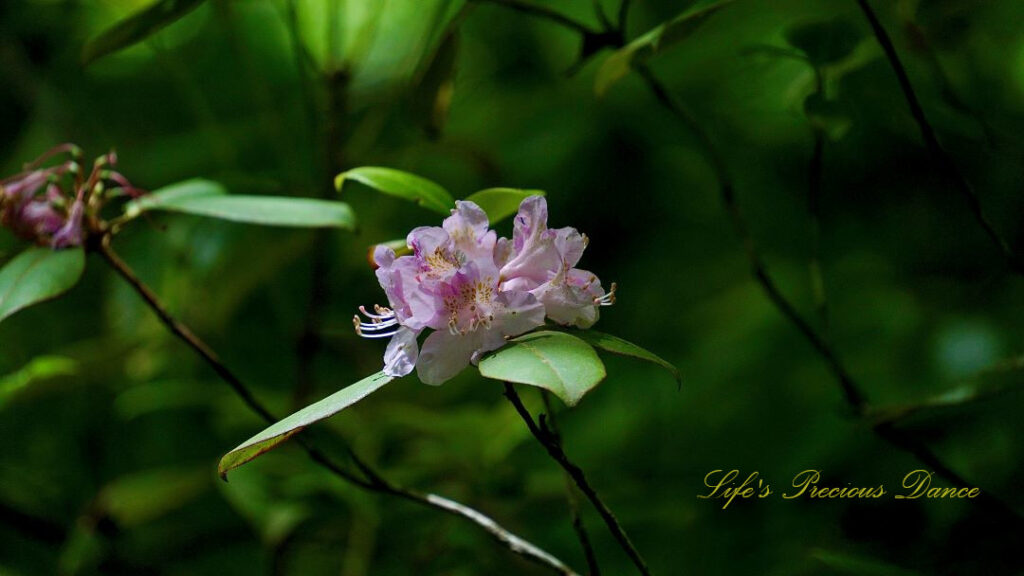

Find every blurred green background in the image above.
[2,0,1023,574]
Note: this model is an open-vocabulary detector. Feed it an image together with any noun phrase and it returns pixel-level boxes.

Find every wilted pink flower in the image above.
[1,145,139,250]
[357,196,614,386]
[0,172,74,247]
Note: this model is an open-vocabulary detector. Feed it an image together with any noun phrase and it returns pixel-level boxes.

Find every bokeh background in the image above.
[2,0,1023,574]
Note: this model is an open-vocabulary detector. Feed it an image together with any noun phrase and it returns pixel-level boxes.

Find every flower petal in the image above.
[373,244,396,268]
[500,197,562,285]
[534,268,601,329]
[552,226,586,269]
[407,226,450,260]
[383,327,419,377]
[497,290,546,338]
[376,255,436,330]
[512,195,548,253]
[416,329,481,385]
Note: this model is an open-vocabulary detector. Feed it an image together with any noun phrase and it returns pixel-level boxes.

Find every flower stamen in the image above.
[595,282,617,307]
[354,305,399,337]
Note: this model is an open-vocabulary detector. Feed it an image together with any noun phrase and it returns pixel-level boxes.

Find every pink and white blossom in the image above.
[356,196,613,385]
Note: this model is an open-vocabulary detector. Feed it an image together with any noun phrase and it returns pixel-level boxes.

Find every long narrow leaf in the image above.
[125,180,356,229]
[218,372,394,478]
[336,167,454,215]
[82,0,207,65]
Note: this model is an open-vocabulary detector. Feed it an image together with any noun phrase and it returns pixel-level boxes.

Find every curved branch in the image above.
[635,64,866,412]
[97,237,580,576]
[470,0,597,35]
[852,0,1022,274]
[542,392,601,575]
[504,384,650,576]
[635,67,1022,523]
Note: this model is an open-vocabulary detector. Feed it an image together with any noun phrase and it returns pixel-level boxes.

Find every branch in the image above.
[471,0,597,36]
[852,0,1023,275]
[635,64,866,413]
[635,67,1022,523]
[97,237,580,576]
[542,392,601,575]
[474,0,1021,525]
[504,384,650,576]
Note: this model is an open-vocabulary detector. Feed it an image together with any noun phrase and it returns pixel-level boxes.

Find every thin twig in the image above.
[635,64,866,413]
[635,66,1022,522]
[475,0,1022,526]
[97,237,580,575]
[542,392,601,575]
[471,0,597,35]
[852,0,1022,274]
[504,384,650,576]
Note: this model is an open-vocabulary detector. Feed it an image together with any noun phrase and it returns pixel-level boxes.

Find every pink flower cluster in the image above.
[356,196,615,385]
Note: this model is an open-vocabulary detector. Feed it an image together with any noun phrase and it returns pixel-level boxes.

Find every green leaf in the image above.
[0,247,86,324]
[784,18,864,67]
[81,0,207,65]
[478,331,606,407]
[566,329,681,387]
[463,188,545,224]
[595,0,735,96]
[336,167,454,215]
[125,179,356,229]
[218,371,394,478]
[0,356,78,410]
[124,178,226,217]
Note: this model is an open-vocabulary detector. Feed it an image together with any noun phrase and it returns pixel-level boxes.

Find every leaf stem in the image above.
[504,383,650,576]
[851,0,1023,274]
[97,236,581,576]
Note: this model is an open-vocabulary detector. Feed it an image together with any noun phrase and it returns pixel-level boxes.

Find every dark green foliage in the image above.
[1,0,1022,574]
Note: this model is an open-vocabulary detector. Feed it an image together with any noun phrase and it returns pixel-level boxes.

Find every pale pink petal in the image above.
[533,268,601,329]
[376,255,436,330]
[552,227,586,269]
[417,329,482,385]
[383,327,419,377]
[512,195,548,253]
[494,237,513,268]
[373,244,396,268]
[501,207,561,285]
[407,226,451,260]
[444,200,489,241]
[497,290,546,338]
